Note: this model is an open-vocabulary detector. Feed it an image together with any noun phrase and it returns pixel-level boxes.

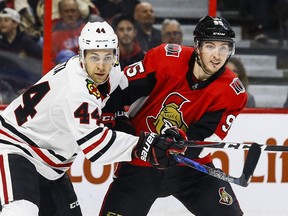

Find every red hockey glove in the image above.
[133,129,187,169]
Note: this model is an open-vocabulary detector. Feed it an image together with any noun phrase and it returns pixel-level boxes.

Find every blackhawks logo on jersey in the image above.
[85,79,101,99]
[218,187,233,205]
[146,92,189,134]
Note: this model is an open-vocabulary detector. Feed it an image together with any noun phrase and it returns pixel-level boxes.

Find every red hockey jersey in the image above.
[121,44,247,166]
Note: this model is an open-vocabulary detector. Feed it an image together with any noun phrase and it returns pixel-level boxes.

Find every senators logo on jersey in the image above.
[146,92,189,134]
[218,187,233,205]
[86,79,101,99]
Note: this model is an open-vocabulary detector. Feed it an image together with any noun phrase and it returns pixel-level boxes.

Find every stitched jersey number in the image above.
[74,102,99,124]
[222,114,236,132]
[14,82,50,126]
[125,61,145,77]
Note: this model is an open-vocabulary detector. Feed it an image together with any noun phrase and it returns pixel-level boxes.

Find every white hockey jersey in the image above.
[0,56,138,180]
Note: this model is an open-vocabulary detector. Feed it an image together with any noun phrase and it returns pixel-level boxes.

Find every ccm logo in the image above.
[141,133,156,161]
[70,201,79,209]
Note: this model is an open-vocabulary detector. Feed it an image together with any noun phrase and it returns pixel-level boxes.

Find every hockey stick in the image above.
[173,143,261,187]
[178,140,288,152]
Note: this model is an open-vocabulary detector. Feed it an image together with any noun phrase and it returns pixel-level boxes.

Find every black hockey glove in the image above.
[133,128,187,169]
[113,110,136,135]
[164,127,202,161]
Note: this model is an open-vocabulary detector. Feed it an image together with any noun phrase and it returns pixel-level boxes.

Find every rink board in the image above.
[0,106,287,216]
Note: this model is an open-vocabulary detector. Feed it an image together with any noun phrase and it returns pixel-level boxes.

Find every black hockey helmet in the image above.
[193,16,235,54]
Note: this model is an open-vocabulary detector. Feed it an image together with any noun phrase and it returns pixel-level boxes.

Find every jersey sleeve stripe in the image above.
[82,128,109,154]
[77,127,104,145]
[89,130,116,162]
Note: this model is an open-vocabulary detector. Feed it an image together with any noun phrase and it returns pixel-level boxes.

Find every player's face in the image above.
[84,49,115,84]
[116,20,137,46]
[199,41,230,74]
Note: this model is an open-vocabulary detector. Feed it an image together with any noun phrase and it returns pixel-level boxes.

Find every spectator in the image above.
[51,0,85,65]
[0,79,18,104]
[161,18,183,45]
[93,0,140,25]
[55,49,77,64]
[227,57,256,107]
[53,0,101,23]
[0,7,42,59]
[112,14,144,70]
[133,1,162,53]
[239,0,280,44]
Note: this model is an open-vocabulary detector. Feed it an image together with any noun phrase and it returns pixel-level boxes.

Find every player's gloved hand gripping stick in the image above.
[133,128,186,168]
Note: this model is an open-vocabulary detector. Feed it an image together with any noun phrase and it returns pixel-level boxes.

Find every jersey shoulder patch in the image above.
[164,44,182,57]
[229,78,245,95]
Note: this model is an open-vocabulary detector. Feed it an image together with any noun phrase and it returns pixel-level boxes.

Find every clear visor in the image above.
[200,42,233,56]
[83,50,115,64]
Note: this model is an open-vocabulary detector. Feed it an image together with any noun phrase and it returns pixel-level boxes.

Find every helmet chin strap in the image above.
[195,51,213,76]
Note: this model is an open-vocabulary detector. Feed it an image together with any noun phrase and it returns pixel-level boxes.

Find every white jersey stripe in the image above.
[0,154,13,205]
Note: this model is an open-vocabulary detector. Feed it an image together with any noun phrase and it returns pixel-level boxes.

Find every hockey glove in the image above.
[133,129,187,168]
[164,127,202,160]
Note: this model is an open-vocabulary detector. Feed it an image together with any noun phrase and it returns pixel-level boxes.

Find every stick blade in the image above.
[241,143,262,186]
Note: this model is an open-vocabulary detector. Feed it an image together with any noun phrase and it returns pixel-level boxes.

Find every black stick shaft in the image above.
[179,140,288,152]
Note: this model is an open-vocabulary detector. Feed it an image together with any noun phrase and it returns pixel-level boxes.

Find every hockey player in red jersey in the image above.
[100,16,247,215]
[0,21,186,215]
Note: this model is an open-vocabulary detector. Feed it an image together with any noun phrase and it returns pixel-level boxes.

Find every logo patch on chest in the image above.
[85,79,101,99]
[146,92,189,134]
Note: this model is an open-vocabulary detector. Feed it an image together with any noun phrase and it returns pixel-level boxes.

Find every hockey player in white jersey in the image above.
[0,21,186,215]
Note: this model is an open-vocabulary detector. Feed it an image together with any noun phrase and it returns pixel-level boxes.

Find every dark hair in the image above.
[112,14,136,30]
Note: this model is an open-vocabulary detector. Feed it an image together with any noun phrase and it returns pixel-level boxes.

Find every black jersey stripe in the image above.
[89,130,116,162]
[77,127,104,145]
[0,115,39,147]
[0,115,68,162]
[0,139,33,156]
[0,139,65,175]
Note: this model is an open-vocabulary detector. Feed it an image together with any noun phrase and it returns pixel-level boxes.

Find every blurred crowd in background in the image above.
[0,0,287,108]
